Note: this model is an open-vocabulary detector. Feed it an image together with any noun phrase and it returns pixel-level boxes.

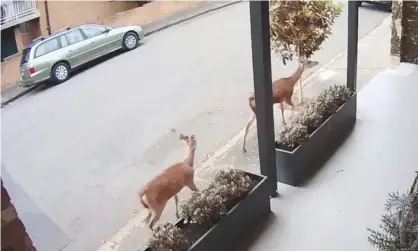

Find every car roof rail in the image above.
[55,26,71,34]
[32,36,45,43]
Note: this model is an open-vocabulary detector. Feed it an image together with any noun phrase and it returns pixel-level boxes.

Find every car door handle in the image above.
[68,50,73,53]
[90,41,95,44]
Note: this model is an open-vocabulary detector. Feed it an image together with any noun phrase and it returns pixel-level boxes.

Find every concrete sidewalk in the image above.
[0,1,240,108]
[97,14,394,251]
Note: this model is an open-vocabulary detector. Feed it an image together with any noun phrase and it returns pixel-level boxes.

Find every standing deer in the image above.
[242,59,318,153]
[137,134,198,229]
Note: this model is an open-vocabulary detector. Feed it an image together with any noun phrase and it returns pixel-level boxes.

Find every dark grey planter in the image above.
[275,93,357,187]
[144,172,271,251]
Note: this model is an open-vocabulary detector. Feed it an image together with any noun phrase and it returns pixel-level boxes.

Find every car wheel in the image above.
[123,32,139,51]
[51,62,71,84]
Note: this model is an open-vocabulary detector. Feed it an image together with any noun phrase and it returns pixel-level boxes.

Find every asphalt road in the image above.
[1,2,389,251]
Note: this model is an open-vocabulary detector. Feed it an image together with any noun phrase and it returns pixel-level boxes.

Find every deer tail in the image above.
[137,186,149,209]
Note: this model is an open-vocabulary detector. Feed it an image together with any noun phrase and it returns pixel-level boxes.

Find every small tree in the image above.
[269,0,343,103]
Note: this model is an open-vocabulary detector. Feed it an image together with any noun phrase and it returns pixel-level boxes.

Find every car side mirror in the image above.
[104,28,110,34]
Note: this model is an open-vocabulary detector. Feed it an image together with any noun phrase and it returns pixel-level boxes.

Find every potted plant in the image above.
[144,169,271,251]
[269,0,343,103]
[275,85,357,186]
[147,222,190,251]
[367,172,418,251]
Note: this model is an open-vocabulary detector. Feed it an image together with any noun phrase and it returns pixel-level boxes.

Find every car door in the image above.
[80,25,114,59]
[63,28,93,67]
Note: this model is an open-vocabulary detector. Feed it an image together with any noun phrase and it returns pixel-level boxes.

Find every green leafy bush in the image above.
[294,99,324,129]
[148,222,190,251]
[178,189,226,224]
[179,169,256,224]
[276,85,352,149]
[367,173,418,251]
[276,122,309,149]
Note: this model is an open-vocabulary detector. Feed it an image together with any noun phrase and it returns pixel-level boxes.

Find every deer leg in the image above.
[174,194,180,218]
[149,202,166,229]
[280,102,286,125]
[149,210,161,230]
[285,98,295,111]
[242,113,256,153]
[187,181,199,192]
[143,210,152,224]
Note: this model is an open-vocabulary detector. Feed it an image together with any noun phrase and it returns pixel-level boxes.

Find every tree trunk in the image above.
[297,47,303,104]
[400,1,418,64]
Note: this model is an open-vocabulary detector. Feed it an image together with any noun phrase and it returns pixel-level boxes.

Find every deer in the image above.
[242,59,319,153]
[137,134,198,229]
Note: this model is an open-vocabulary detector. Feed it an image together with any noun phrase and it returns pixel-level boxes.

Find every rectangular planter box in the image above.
[144,172,271,251]
[275,93,357,187]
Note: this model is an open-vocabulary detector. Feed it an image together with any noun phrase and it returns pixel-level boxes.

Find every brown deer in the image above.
[137,134,198,229]
[242,59,318,153]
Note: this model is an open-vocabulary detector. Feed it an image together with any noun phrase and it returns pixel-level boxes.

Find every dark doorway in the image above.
[1,27,18,61]
[137,1,151,7]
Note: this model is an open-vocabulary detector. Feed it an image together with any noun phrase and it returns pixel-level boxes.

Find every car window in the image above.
[34,38,60,58]
[20,48,31,65]
[65,29,85,45]
[82,26,107,39]
[59,35,69,48]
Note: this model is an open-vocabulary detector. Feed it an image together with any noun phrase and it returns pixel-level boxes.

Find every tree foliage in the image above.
[270,0,343,64]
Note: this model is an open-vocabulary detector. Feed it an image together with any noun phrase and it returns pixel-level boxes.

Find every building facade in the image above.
[1,0,145,61]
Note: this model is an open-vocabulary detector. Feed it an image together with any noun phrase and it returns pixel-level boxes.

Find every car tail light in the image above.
[29,67,35,74]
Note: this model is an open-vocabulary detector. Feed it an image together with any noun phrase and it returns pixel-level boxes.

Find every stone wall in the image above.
[1,179,37,251]
[391,0,418,65]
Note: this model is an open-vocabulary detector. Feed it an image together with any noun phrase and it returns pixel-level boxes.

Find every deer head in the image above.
[300,59,319,69]
[179,134,196,151]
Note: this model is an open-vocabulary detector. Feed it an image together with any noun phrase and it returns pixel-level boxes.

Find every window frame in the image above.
[80,25,108,39]
[58,34,69,49]
[63,28,86,45]
[34,37,61,59]
[19,21,32,34]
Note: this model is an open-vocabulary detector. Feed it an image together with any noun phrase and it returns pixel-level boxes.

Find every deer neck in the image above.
[184,147,196,167]
[289,63,304,87]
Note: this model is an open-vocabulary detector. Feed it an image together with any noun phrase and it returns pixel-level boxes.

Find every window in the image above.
[59,35,69,48]
[82,26,107,39]
[65,29,85,45]
[19,21,32,33]
[20,48,31,65]
[35,38,60,58]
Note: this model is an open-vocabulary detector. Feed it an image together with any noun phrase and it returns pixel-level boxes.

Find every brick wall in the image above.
[1,179,36,251]
[35,1,139,36]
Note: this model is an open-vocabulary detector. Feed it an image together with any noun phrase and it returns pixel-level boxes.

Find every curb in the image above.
[1,84,39,108]
[1,1,242,109]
